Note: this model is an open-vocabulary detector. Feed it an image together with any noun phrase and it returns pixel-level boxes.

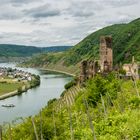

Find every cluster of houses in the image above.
[0,67,32,82]
[79,36,140,83]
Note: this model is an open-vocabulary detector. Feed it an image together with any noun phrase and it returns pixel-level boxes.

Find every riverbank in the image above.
[18,58,80,76]
[40,68,76,77]
[0,84,30,100]
[0,63,71,124]
[0,75,40,100]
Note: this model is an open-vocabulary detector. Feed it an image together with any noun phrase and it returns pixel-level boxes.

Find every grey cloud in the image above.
[104,0,139,7]
[105,13,134,25]
[11,0,38,3]
[23,4,61,19]
[0,0,41,6]
[66,1,98,17]
[0,13,19,20]
[0,0,139,47]
[0,4,23,20]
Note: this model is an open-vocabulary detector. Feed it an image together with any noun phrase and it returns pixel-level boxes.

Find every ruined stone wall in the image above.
[100,36,113,72]
[79,60,99,83]
[88,61,95,78]
[123,57,139,80]
[79,60,88,83]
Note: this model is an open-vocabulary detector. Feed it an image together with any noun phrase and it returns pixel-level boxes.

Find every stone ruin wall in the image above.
[79,36,113,83]
[79,60,99,83]
[100,36,113,72]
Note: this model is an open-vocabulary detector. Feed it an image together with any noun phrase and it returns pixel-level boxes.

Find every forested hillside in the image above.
[0,44,40,57]
[0,44,72,57]
[63,18,140,65]
[21,18,140,73]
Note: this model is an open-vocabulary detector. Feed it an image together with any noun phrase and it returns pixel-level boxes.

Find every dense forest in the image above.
[0,44,72,57]
[21,18,140,73]
[2,73,140,139]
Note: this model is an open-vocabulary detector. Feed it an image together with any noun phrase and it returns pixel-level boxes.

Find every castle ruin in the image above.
[79,35,139,84]
[79,60,98,83]
[79,35,113,83]
[100,36,113,72]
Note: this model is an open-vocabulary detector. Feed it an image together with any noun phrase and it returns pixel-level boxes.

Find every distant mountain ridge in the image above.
[0,44,72,57]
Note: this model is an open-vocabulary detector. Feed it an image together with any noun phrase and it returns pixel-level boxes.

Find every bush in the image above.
[86,73,120,106]
[64,80,76,90]
[18,86,22,94]
[119,69,126,75]
[60,90,66,97]
[47,98,57,106]
[129,97,140,108]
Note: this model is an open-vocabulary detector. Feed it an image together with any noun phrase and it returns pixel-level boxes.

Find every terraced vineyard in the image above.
[56,86,84,110]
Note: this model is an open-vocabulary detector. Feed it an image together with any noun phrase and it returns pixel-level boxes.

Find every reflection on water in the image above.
[0,63,72,124]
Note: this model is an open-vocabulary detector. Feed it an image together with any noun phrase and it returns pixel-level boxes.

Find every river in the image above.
[0,63,72,124]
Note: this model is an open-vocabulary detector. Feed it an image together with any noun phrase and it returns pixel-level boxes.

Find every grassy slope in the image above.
[0,83,22,95]
[0,75,40,96]
[2,74,140,140]
[21,18,140,75]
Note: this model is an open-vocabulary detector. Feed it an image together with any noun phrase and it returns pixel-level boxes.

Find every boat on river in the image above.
[1,104,15,108]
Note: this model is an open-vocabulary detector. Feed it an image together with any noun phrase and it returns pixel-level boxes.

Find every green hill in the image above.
[21,18,140,74]
[63,18,140,65]
[0,44,40,57]
[0,44,72,57]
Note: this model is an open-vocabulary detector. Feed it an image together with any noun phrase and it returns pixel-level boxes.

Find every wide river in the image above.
[0,63,72,124]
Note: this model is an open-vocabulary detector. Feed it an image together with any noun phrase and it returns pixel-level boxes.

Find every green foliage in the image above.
[47,98,57,106]
[29,74,40,88]
[17,86,22,94]
[129,97,140,108]
[85,73,120,106]
[119,68,126,75]
[21,52,64,67]
[60,90,66,97]
[64,80,77,90]
[0,82,23,95]
[0,44,40,57]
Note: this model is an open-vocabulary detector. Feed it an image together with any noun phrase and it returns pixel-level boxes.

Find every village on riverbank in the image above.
[0,67,40,100]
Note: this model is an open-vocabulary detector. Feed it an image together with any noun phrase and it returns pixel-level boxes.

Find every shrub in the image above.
[47,98,57,106]
[64,80,76,90]
[86,73,120,106]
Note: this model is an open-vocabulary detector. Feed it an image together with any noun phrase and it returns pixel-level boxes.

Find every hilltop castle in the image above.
[79,36,139,83]
[79,36,113,83]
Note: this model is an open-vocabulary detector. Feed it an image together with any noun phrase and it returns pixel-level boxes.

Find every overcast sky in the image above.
[0,0,140,47]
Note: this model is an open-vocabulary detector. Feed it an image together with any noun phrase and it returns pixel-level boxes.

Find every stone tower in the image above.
[100,36,113,72]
